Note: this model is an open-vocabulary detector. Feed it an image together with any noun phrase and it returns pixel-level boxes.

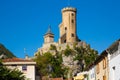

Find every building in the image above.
[59,7,77,44]
[34,6,87,55]
[95,50,109,80]
[107,39,120,80]
[74,39,120,80]
[82,39,120,80]
[2,58,36,80]
[87,64,96,80]
[39,26,58,54]
[44,26,54,44]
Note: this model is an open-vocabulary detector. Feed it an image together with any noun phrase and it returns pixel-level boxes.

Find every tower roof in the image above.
[45,25,54,35]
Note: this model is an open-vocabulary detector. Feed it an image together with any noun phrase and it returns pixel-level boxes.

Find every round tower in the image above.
[44,26,54,43]
[59,7,77,44]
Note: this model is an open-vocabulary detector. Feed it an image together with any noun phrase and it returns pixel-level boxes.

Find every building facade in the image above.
[88,65,96,80]
[34,6,87,56]
[3,58,36,80]
[107,39,120,80]
[95,51,109,80]
[74,39,120,80]
[44,26,54,44]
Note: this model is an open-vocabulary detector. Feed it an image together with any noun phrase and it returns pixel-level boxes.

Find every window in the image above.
[22,65,27,71]
[91,74,93,79]
[71,13,74,16]
[71,33,74,37]
[103,75,106,80]
[103,57,106,69]
[96,63,100,74]
[65,27,67,30]
[91,73,94,79]
[93,74,94,78]
[64,40,66,43]
[112,66,115,70]
[71,19,74,23]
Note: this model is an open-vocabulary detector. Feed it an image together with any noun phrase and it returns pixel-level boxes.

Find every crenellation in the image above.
[62,7,76,13]
[34,6,82,56]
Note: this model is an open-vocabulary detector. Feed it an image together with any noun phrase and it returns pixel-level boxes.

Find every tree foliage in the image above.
[0,60,25,80]
[34,43,98,78]
[0,43,16,58]
[74,44,98,70]
[50,44,57,51]
[34,52,65,78]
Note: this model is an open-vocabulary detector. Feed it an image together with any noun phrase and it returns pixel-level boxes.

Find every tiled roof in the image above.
[2,58,34,62]
[94,50,108,64]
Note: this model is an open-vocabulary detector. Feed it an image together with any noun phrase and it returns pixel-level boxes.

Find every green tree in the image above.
[74,45,98,70]
[0,60,25,80]
[49,44,57,51]
[34,43,98,78]
[34,52,65,78]
[0,43,16,58]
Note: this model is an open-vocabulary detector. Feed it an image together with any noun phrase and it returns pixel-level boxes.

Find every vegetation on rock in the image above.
[73,44,98,70]
[0,43,16,58]
[34,43,98,78]
[34,52,67,78]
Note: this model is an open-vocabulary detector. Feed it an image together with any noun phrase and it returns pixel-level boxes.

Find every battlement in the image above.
[62,7,76,13]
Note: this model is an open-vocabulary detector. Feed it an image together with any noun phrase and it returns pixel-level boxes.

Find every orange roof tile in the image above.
[2,58,34,62]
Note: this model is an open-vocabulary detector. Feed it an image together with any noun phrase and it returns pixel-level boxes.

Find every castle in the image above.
[34,7,87,56]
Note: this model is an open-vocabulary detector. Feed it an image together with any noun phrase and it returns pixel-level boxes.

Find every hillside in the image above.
[34,42,98,78]
[0,43,16,59]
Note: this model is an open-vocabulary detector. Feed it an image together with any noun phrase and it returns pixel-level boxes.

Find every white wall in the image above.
[5,64,36,80]
[23,65,35,80]
[88,66,95,80]
[109,52,120,80]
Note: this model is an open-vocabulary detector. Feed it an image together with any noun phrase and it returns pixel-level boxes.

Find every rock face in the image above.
[62,55,81,76]
[37,41,87,76]
[62,55,74,67]
[35,41,98,78]
[35,41,87,55]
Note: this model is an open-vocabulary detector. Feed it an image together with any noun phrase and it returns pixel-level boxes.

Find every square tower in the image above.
[44,26,54,44]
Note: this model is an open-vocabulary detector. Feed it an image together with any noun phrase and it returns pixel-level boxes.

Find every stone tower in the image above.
[59,7,77,44]
[44,26,54,43]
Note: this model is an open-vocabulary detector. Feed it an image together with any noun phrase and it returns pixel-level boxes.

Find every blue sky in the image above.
[0,0,120,58]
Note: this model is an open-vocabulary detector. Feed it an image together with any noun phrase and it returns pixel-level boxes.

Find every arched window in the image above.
[71,13,74,16]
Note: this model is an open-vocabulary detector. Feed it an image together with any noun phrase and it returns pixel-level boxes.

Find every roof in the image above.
[45,25,54,35]
[2,58,36,65]
[94,50,108,64]
[2,58,34,62]
[86,39,120,70]
[107,39,120,54]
